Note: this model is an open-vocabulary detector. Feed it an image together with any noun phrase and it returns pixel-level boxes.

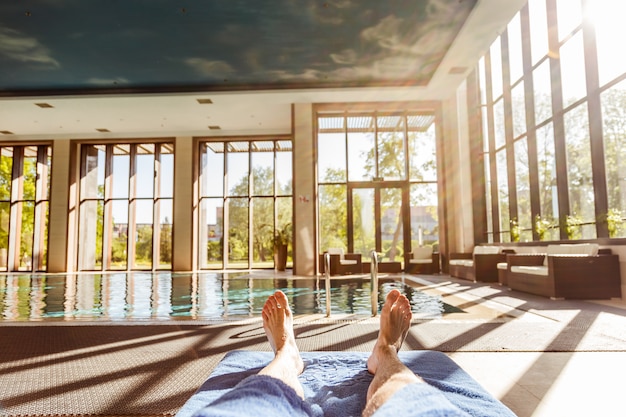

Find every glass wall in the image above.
[476,0,626,241]
[317,109,439,266]
[198,138,293,270]
[0,145,51,272]
[77,142,173,271]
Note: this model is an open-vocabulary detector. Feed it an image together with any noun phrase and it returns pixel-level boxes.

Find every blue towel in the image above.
[175,350,516,417]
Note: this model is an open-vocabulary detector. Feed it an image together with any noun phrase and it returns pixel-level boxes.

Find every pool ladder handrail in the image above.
[324,252,331,317]
[370,250,379,317]
[324,250,379,318]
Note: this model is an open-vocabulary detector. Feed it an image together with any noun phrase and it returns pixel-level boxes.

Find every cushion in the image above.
[327,248,345,260]
[412,246,433,260]
[496,262,508,270]
[511,265,549,276]
[473,246,502,255]
[544,243,599,265]
[175,350,516,417]
[410,258,433,265]
[449,259,474,268]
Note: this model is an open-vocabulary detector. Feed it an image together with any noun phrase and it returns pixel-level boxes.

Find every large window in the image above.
[0,145,51,272]
[476,0,626,242]
[198,138,293,270]
[78,142,173,271]
[317,108,439,267]
[601,79,626,238]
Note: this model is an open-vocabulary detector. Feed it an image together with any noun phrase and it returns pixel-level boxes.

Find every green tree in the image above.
[19,155,37,267]
[0,154,13,253]
[135,225,153,266]
[319,169,348,251]
[160,221,172,266]
[111,233,127,265]
[602,88,626,217]
[227,166,292,265]
[364,132,405,260]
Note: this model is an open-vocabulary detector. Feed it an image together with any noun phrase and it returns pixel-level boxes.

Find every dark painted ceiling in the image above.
[0,0,477,95]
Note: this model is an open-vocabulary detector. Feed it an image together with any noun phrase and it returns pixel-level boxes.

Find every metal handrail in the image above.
[370,250,379,317]
[324,252,331,317]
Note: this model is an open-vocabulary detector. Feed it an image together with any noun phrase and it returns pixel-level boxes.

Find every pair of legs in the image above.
[261,288,421,417]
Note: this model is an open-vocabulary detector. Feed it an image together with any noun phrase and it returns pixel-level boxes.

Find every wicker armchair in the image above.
[404,246,440,274]
[506,244,621,299]
[449,246,513,282]
[319,248,362,275]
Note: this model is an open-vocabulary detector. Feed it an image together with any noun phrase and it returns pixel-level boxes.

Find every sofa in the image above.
[404,246,440,274]
[505,243,621,299]
[319,248,362,275]
[449,246,513,282]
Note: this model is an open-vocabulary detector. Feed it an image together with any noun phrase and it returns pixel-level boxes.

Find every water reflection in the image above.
[0,273,453,321]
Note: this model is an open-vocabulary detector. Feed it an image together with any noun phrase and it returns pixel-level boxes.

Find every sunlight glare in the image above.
[584,0,622,28]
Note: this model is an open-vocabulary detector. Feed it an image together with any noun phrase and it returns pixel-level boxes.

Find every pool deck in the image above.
[1,273,625,417]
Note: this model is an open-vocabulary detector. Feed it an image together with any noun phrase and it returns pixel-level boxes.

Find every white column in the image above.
[48,139,71,272]
[173,136,194,271]
[292,103,316,276]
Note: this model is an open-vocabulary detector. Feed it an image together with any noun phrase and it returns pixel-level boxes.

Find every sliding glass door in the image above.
[350,184,406,266]
[317,107,440,272]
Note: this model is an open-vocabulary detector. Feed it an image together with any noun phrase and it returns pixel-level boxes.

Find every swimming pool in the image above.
[0,272,462,322]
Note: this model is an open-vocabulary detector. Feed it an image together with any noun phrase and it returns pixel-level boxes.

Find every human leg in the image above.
[363,290,470,417]
[192,290,312,417]
[363,289,421,417]
[258,289,305,398]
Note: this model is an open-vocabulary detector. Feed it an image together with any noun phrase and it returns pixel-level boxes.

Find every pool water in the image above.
[0,273,462,321]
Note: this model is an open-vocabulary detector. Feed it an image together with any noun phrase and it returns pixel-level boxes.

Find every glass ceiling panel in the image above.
[407,114,435,132]
[318,116,344,133]
[347,116,375,131]
[251,141,274,152]
[206,142,225,154]
[276,140,292,152]
[227,142,249,153]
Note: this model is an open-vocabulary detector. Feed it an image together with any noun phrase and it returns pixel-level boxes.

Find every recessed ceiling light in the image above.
[96,128,110,132]
[35,102,54,108]
[0,130,14,135]
[448,66,468,75]
[197,98,213,104]
[208,125,221,130]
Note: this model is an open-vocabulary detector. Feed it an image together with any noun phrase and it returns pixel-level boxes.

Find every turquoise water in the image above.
[0,273,460,321]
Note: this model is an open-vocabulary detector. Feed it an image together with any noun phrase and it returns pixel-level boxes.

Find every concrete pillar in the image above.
[47,139,71,272]
[292,104,316,276]
[442,85,474,255]
[172,136,194,271]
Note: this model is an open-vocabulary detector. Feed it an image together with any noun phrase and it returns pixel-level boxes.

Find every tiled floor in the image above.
[428,279,626,416]
[401,276,626,416]
[450,351,626,417]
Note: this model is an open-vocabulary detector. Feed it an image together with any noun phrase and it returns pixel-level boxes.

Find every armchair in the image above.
[506,243,621,299]
[319,248,362,275]
[404,246,440,274]
[449,246,513,282]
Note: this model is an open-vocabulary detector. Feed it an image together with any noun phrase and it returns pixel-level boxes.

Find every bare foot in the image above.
[367,289,412,374]
[262,290,304,375]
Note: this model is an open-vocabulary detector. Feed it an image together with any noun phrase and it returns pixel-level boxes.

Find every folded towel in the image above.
[175,350,515,417]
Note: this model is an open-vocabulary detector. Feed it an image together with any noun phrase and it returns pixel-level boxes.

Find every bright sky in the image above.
[494,0,626,101]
